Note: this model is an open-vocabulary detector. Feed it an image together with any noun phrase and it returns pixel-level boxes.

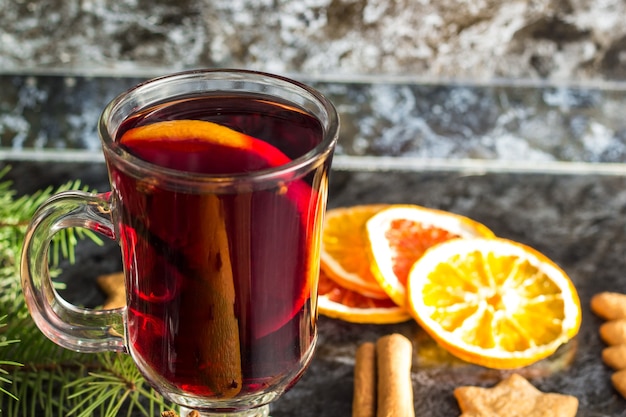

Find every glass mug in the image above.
[21,69,339,416]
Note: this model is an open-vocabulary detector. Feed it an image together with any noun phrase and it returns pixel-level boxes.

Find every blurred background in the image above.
[2,0,625,81]
[2,0,626,167]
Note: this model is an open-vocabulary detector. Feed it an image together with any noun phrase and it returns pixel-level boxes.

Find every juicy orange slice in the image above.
[407,237,582,369]
[318,269,410,324]
[321,205,390,299]
[120,119,292,167]
[366,205,495,307]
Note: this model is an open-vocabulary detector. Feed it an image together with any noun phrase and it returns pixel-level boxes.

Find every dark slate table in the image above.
[5,160,626,416]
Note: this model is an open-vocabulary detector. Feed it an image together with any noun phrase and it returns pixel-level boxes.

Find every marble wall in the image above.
[2,1,626,166]
[1,0,625,82]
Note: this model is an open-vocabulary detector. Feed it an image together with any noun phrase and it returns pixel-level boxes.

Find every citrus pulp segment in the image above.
[366,205,495,308]
[318,269,410,324]
[321,205,391,299]
[406,237,582,369]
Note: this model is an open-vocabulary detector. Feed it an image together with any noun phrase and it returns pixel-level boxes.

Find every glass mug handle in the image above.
[20,190,126,353]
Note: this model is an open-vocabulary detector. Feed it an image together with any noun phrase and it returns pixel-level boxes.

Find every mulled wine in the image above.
[111,94,325,399]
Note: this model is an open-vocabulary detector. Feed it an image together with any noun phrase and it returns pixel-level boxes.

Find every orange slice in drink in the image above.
[321,205,390,299]
[366,205,495,308]
[119,119,292,168]
[318,269,410,324]
[407,237,582,369]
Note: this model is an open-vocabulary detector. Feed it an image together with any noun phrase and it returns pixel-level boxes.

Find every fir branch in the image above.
[0,166,172,417]
[0,316,21,401]
[66,354,169,417]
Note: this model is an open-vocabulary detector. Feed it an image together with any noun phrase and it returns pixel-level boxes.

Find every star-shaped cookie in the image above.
[454,373,578,417]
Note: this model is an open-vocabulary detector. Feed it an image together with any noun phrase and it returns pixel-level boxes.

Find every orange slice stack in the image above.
[318,203,582,369]
[319,204,493,324]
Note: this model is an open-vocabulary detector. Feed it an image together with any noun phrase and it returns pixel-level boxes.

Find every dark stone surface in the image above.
[7,159,626,416]
[283,169,626,417]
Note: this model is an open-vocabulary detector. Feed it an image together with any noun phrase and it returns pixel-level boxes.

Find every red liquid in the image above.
[109,95,326,400]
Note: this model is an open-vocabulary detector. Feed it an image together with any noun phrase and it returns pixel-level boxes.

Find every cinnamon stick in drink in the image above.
[353,342,376,417]
[182,195,242,398]
[376,334,415,417]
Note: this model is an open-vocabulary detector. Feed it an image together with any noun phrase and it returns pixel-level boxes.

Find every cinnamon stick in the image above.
[181,195,242,398]
[375,334,415,417]
[353,342,376,417]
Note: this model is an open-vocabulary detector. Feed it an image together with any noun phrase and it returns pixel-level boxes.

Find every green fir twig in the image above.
[0,166,173,417]
[0,316,21,400]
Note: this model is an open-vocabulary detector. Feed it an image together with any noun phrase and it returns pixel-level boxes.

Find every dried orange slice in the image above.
[321,205,390,299]
[366,205,495,307]
[407,237,582,369]
[318,269,410,324]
